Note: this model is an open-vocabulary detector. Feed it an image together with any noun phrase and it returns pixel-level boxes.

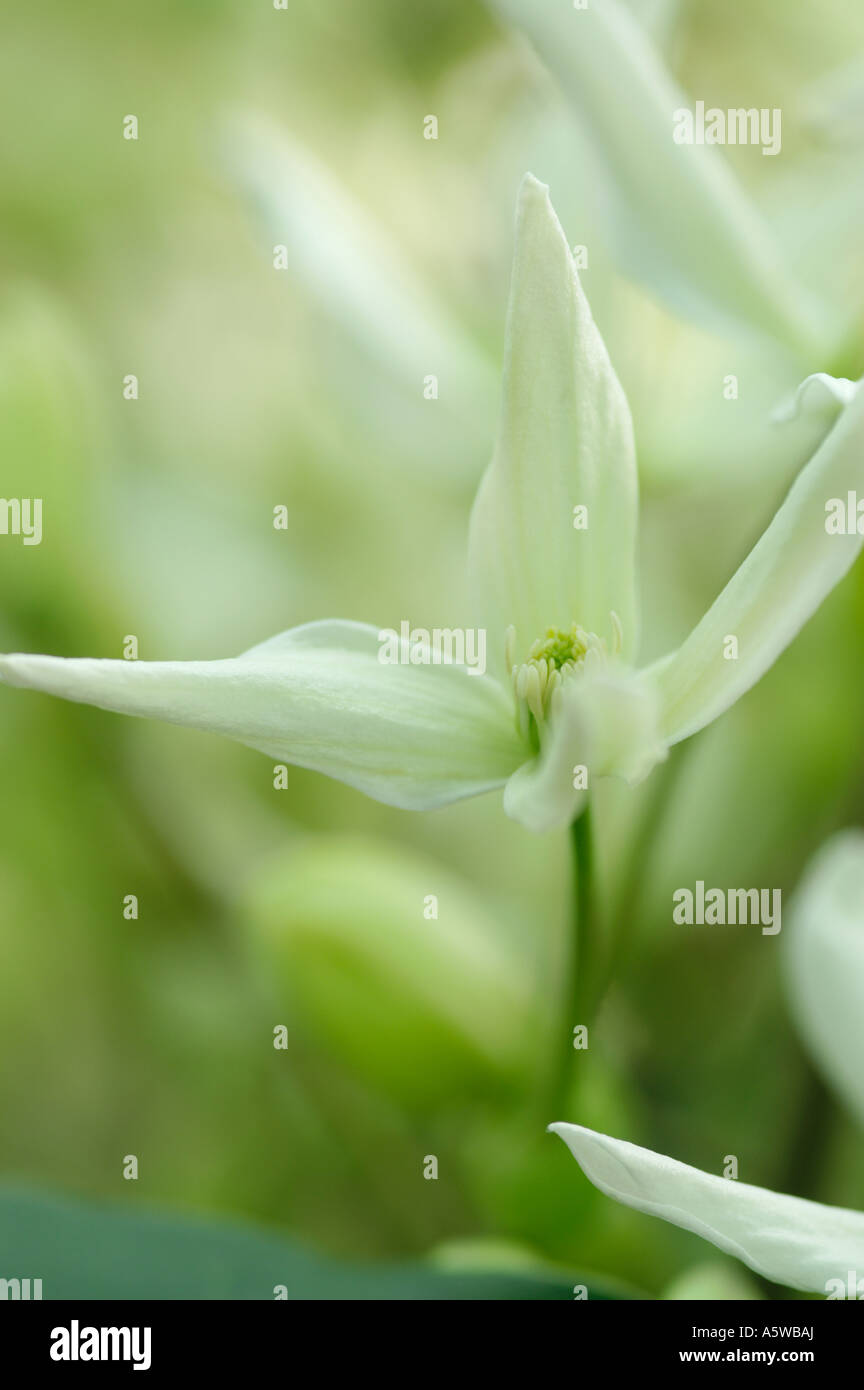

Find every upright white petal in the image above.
[0,621,525,811]
[550,1123,864,1294]
[651,379,864,744]
[224,115,496,418]
[786,831,864,1128]
[469,175,638,672]
[489,0,825,349]
[621,0,680,47]
[503,669,664,833]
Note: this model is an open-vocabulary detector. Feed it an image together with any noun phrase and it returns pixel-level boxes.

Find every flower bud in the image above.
[241,834,538,1109]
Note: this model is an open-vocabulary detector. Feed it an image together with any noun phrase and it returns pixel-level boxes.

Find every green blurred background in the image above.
[1,0,864,1298]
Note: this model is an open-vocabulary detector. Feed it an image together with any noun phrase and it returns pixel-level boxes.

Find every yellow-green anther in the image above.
[528,625,589,670]
[512,622,610,732]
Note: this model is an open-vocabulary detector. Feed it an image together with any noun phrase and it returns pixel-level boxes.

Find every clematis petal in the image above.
[650,378,864,745]
[469,174,638,672]
[503,670,664,833]
[786,830,864,1128]
[622,0,680,48]
[224,115,497,440]
[0,621,525,811]
[489,0,824,349]
[550,1123,864,1294]
[772,372,859,425]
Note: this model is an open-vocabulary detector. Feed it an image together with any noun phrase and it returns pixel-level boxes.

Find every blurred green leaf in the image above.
[0,288,113,645]
[0,1187,602,1300]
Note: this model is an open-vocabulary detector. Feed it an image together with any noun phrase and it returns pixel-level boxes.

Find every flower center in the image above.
[507,617,621,744]
[528,627,589,671]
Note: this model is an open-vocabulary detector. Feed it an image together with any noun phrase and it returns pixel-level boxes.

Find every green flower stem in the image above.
[546,746,693,1120]
[571,806,595,1031]
[596,740,692,1011]
[548,805,594,1118]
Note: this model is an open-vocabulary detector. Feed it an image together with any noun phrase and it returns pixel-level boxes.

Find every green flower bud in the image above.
[242,834,538,1109]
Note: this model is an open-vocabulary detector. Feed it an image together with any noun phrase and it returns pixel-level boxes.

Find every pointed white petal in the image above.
[0,621,525,811]
[622,0,680,47]
[550,1123,864,1294]
[786,831,864,1127]
[224,115,496,424]
[489,0,825,348]
[772,372,859,425]
[651,379,864,744]
[469,174,638,672]
[503,669,664,833]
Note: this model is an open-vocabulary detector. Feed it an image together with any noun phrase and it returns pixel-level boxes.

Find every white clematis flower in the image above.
[489,0,831,350]
[550,832,864,1294]
[1,177,863,833]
